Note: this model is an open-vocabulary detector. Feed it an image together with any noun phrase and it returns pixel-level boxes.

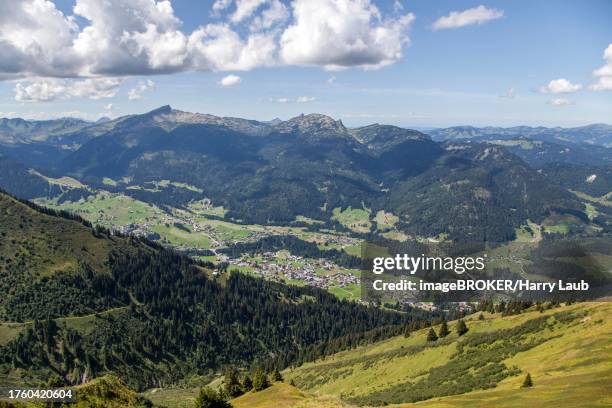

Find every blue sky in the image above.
[0,0,611,127]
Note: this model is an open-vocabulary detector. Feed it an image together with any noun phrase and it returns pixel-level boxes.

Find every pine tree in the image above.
[271,368,283,382]
[194,387,231,408]
[521,373,533,388]
[456,319,469,336]
[438,320,449,337]
[242,375,253,392]
[478,313,485,321]
[224,368,243,398]
[252,369,269,391]
[426,328,438,342]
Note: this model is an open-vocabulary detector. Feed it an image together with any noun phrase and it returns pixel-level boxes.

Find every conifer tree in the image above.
[478,313,485,320]
[241,375,253,392]
[194,387,231,408]
[252,369,269,391]
[224,368,243,398]
[522,373,533,388]
[438,320,449,337]
[456,319,469,336]
[271,368,283,382]
[426,328,438,342]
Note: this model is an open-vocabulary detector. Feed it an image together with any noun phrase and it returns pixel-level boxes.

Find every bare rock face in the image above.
[273,113,349,140]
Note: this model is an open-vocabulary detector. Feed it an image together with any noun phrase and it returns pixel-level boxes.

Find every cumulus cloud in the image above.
[327,75,337,84]
[1,0,417,99]
[432,5,503,30]
[539,78,582,94]
[15,77,123,102]
[219,74,242,86]
[128,79,156,100]
[0,0,79,78]
[230,0,267,23]
[212,0,232,13]
[547,98,573,106]
[296,96,315,103]
[590,44,612,91]
[250,0,289,31]
[279,0,415,70]
[187,24,277,71]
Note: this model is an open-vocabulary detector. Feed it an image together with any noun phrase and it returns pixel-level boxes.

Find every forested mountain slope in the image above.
[21,106,586,242]
[0,191,427,390]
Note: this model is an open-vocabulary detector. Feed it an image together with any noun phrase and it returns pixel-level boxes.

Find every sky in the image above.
[0,0,611,128]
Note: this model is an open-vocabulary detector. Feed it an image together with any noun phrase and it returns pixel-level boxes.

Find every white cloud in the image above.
[276,97,289,103]
[547,98,573,106]
[219,74,242,86]
[539,78,582,94]
[230,0,267,23]
[296,96,315,103]
[128,79,155,100]
[188,24,277,71]
[590,44,612,91]
[0,0,79,78]
[432,5,503,30]
[104,103,113,110]
[250,0,288,31]
[15,77,123,102]
[327,75,337,84]
[0,0,417,86]
[280,0,415,70]
[212,0,233,13]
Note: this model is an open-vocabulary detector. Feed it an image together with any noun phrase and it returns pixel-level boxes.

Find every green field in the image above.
[39,191,164,227]
[283,302,611,407]
[374,210,399,231]
[150,224,212,248]
[332,206,372,233]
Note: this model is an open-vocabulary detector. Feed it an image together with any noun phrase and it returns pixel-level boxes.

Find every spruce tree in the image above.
[194,387,231,408]
[242,375,253,392]
[456,319,469,336]
[438,320,449,337]
[478,313,485,321]
[224,368,243,398]
[426,328,438,342]
[252,369,270,391]
[271,369,283,382]
[522,373,533,388]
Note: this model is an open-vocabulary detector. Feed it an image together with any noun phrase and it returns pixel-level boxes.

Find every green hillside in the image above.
[1,375,156,407]
[138,302,610,408]
[275,302,611,407]
[0,190,423,391]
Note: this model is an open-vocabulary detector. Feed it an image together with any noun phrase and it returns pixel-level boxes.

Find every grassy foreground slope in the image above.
[231,382,352,408]
[281,302,610,407]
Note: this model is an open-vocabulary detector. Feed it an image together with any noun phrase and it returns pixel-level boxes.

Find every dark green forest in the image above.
[0,191,431,390]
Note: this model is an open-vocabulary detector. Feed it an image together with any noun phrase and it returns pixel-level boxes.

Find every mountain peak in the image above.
[275,113,348,137]
[146,105,173,116]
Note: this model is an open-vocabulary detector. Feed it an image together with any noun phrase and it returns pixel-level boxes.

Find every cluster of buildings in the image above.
[227,252,360,290]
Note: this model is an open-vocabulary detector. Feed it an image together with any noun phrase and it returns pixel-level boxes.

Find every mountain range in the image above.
[1,106,610,241]
[429,124,612,148]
